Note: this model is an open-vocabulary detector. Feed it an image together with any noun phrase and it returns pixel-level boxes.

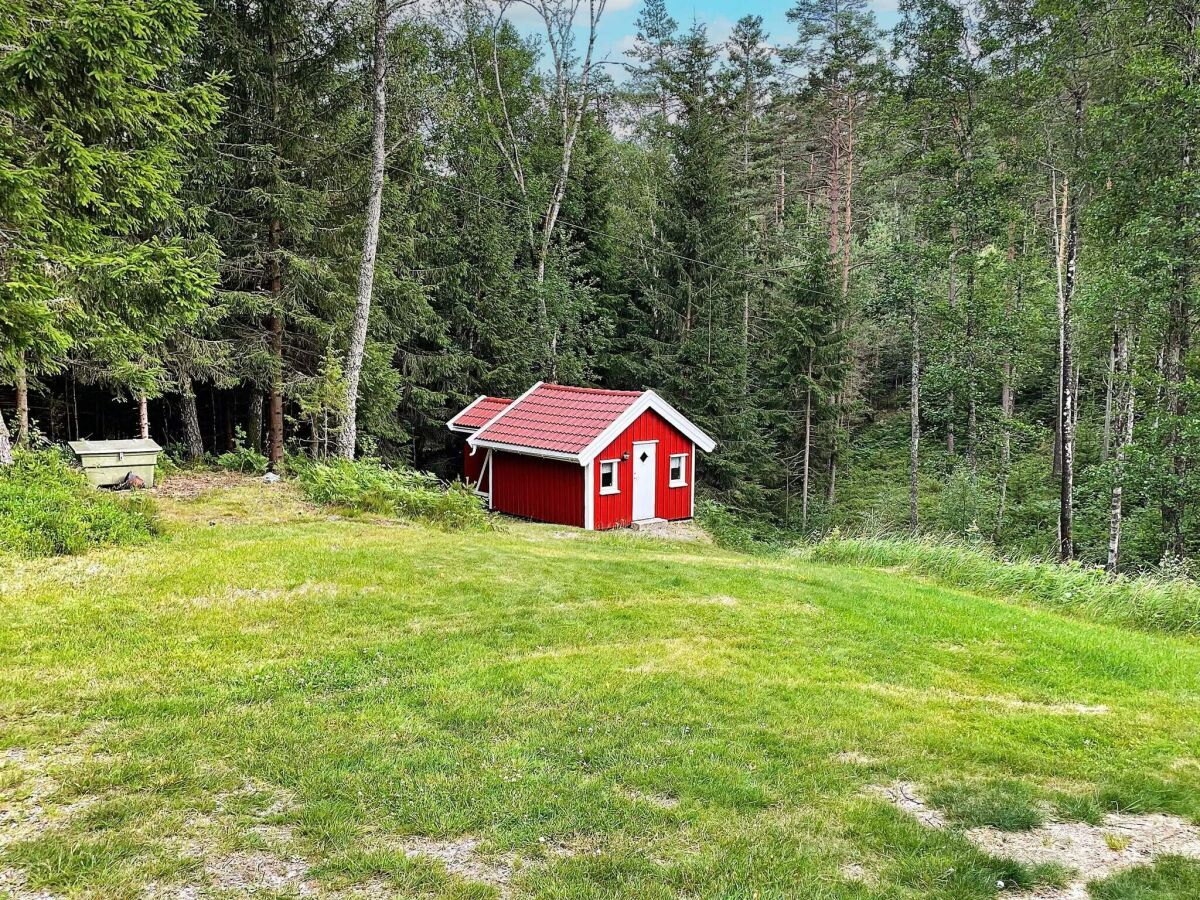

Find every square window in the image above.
[599,460,619,495]
[669,453,688,487]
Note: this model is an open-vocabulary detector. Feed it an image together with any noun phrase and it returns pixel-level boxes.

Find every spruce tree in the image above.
[1,0,221,462]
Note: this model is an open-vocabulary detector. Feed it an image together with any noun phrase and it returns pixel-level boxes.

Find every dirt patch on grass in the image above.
[621,787,681,809]
[834,751,878,767]
[627,520,711,543]
[386,833,595,896]
[153,470,259,501]
[973,815,1200,892]
[839,860,878,887]
[397,836,515,893]
[872,781,948,828]
[0,739,108,851]
[873,781,1200,899]
[0,865,60,900]
[206,849,316,895]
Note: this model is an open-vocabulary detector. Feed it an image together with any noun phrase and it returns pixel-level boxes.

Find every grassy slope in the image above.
[2,482,1199,898]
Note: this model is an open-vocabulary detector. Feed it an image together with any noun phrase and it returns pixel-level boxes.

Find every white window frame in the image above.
[599,458,620,495]
[669,452,688,487]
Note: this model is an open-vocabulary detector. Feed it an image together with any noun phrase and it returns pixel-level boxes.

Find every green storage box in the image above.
[68,439,163,488]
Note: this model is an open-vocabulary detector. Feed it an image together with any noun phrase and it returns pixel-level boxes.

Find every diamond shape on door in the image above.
[640,451,649,462]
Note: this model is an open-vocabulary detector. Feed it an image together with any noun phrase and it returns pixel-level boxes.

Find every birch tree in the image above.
[464,0,608,377]
[338,0,393,459]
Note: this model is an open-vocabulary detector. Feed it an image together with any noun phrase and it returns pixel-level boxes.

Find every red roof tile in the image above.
[451,396,513,431]
[473,383,643,455]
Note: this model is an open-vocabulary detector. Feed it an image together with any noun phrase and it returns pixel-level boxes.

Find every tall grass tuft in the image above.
[0,450,160,558]
[795,532,1200,636]
[291,457,488,530]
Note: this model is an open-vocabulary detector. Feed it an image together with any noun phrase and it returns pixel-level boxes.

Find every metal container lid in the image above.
[68,439,163,456]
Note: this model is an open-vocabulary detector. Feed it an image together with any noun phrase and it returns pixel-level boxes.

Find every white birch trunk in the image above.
[16,352,29,446]
[338,0,388,459]
[910,296,920,533]
[0,407,12,466]
[1106,327,1135,573]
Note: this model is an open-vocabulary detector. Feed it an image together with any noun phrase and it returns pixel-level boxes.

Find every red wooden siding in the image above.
[592,409,693,529]
[463,445,488,493]
[491,450,584,527]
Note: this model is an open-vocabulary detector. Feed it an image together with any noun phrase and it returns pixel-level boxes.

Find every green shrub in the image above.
[695,499,787,552]
[794,533,1200,636]
[0,450,160,558]
[216,446,269,475]
[291,457,488,530]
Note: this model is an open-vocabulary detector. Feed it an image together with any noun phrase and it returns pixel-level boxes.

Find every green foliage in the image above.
[796,532,1200,636]
[291,457,487,530]
[0,0,222,399]
[0,451,159,558]
[695,498,764,552]
[215,446,269,476]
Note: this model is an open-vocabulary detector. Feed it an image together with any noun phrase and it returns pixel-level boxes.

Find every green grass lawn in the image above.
[2,479,1199,899]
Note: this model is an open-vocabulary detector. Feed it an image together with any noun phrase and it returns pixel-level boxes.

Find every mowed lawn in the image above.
[2,482,1200,899]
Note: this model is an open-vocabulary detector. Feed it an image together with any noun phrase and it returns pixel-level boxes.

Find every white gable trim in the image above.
[467,381,542,450]
[447,395,488,433]
[467,438,579,463]
[578,390,715,465]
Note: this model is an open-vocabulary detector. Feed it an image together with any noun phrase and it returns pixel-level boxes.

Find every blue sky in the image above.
[591,0,902,64]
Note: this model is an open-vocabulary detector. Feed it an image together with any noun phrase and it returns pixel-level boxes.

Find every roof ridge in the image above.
[541,383,644,396]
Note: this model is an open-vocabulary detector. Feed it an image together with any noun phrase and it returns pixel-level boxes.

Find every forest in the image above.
[1,0,1198,572]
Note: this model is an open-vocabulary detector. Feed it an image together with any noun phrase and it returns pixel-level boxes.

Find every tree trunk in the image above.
[947,229,958,455]
[268,312,284,470]
[69,367,79,442]
[248,392,264,453]
[965,261,977,471]
[801,353,814,529]
[0,406,12,466]
[1107,326,1136,574]
[338,0,388,460]
[841,92,855,297]
[910,294,920,533]
[1163,15,1194,557]
[180,380,205,462]
[1102,329,1116,462]
[15,352,29,446]
[1057,178,1078,562]
[137,393,149,440]
[776,166,786,228]
[828,103,841,263]
[1163,286,1189,558]
[998,226,1019,532]
[266,23,285,472]
[825,438,838,508]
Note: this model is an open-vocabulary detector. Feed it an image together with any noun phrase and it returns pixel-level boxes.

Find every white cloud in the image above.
[613,32,639,55]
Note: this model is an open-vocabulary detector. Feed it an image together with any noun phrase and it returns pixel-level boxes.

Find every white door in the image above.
[632,441,657,521]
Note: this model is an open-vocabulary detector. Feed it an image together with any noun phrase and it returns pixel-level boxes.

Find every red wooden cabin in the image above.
[447,382,716,530]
